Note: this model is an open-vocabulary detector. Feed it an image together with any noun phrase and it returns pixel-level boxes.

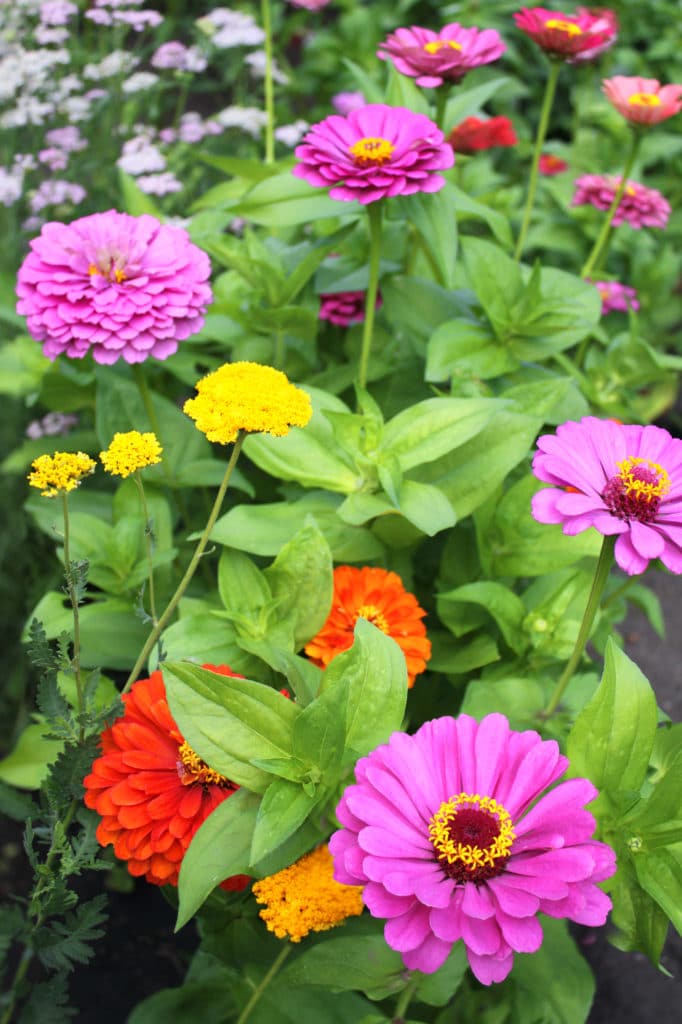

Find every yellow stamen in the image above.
[627,92,662,108]
[616,456,670,503]
[429,793,515,872]
[355,604,389,634]
[544,18,582,35]
[349,136,395,167]
[177,741,231,788]
[424,40,462,54]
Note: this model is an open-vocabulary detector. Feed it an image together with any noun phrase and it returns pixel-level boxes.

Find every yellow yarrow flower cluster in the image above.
[100,431,163,478]
[252,845,364,942]
[183,361,312,444]
[27,451,96,497]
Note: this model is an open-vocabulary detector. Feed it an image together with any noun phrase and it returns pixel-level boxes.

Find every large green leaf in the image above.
[264,522,333,649]
[280,928,405,1000]
[381,396,499,471]
[438,582,526,655]
[250,779,319,865]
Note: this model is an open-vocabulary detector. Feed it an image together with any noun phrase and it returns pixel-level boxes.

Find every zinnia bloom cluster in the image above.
[592,280,640,315]
[330,713,616,985]
[514,7,617,60]
[602,76,682,125]
[28,451,96,497]
[253,845,364,942]
[293,104,454,205]
[318,289,381,327]
[100,431,163,478]
[16,211,213,365]
[377,24,506,88]
[532,417,682,575]
[183,361,312,444]
[448,116,517,155]
[304,566,431,688]
[572,174,671,229]
[83,667,249,889]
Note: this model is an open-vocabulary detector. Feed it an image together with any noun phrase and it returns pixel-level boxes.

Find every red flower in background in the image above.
[84,666,250,890]
[448,116,517,154]
[539,153,568,175]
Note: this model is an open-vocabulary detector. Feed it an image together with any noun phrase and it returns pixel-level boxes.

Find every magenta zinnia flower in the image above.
[319,290,382,327]
[330,713,615,985]
[532,417,682,575]
[377,24,506,88]
[572,174,670,229]
[602,76,682,125]
[590,279,639,315]
[293,104,454,205]
[16,210,212,365]
[514,7,617,60]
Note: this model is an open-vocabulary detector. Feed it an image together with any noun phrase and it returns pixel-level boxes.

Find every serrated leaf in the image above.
[35,895,107,972]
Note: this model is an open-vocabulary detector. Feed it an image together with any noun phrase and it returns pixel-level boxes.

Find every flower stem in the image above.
[236,943,292,1024]
[134,471,158,626]
[581,132,641,279]
[392,971,421,1023]
[543,535,615,717]
[261,0,275,164]
[358,201,383,392]
[121,432,245,694]
[434,85,450,133]
[61,493,84,740]
[514,60,561,262]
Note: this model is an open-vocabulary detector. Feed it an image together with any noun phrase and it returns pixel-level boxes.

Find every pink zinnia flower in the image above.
[572,174,670,229]
[602,76,682,125]
[16,210,212,365]
[319,289,382,327]
[538,153,568,175]
[514,7,617,60]
[330,713,615,985]
[293,104,454,205]
[287,0,331,9]
[532,417,682,575]
[591,279,639,314]
[377,24,506,88]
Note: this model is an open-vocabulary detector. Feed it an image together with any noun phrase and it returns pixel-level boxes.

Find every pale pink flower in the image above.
[378,23,506,88]
[332,91,365,116]
[602,76,682,125]
[572,174,670,229]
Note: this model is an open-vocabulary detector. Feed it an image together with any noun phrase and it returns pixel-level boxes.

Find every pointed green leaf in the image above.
[381,397,500,471]
[250,779,319,865]
[264,522,333,649]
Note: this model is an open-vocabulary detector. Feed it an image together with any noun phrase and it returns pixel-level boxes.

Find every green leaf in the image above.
[264,522,333,649]
[450,185,513,248]
[608,857,670,966]
[398,480,455,536]
[292,682,346,774]
[0,780,38,820]
[280,929,405,999]
[396,184,458,289]
[426,319,519,382]
[176,789,260,929]
[463,236,523,336]
[35,895,108,972]
[250,779,319,865]
[415,944,468,1006]
[118,171,164,217]
[460,676,545,729]
[229,172,355,227]
[438,582,526,655]
[0,335,50,394]
[634,846,682,937]
[163,663,300,793]
[0,724,63,789]
[278,224,357,305]
[507,918,595,1024]
[152,611,265,679]
[385,63,431,114]
[381,396,499,471]
[567,640,658,797]
[444,76,512,127]
[218,548,272,623]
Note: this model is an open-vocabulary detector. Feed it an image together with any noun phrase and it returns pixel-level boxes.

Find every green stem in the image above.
[61,494,84,741]
[134,471,158,626]
[514,60,561,262]
[261,0,275,164]
[543,535,615,717]
[434,85,450,133]
[121,432,246,695]
[358,201,383,392]
[392,971,421,1023]
[236,943,292,1024]
[581,132,642,279]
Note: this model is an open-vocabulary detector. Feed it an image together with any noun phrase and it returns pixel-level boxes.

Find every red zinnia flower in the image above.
[539,153,568,175]
[83,666,249,889]
[304,566,431,688]
[448,116,517,155]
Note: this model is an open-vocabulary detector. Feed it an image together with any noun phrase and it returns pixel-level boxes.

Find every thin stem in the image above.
[121,432,246,694]
[581,132,641,279]
[61,494,84,741]
[434,85,450,133]
[236,943,292,1024]
[514,60,561,262]
[543,535,615,717]
[358,201,383,392]
[134,471,158,626]
[261,0,275,164]
[392,971,421,1023]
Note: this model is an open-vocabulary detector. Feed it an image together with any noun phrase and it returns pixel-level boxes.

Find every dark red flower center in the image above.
[429,793,515,885]
[176,741,234,789]
[603,455,670,524]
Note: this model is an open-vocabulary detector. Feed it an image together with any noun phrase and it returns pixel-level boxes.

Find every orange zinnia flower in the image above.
[83,665,249,890]
[304,566,431,688]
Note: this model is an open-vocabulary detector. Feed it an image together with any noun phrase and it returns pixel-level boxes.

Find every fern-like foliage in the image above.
[16,972,77,1023]
[34,895,108,973]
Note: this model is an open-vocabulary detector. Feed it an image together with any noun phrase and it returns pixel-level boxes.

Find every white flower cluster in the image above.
[196,7,265,48]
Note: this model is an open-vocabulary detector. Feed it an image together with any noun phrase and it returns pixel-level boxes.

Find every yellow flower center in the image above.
[88,263,127,283]
[355,603,389,634]
[429,792,515,884]
[177,741,232,788]
[544,18,582,35]
[627,92,662,107]
[349,136,395,167]
[603,456,670,524]
[252,846,364,942]
[423,40,462,54]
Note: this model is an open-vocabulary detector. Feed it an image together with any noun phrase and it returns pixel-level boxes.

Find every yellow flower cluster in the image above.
[252,845,364,942]
[183,361,312,445]
[100,430,163,478]
[27,451,96,497]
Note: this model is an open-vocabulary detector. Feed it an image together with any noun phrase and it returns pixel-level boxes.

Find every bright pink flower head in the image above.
[293,104,454,205]
[572,174,670,229]
[539,153,568,175]
[319,289,382,327]
[514,7,617,60]
[330,713,615,985]
[286,0,331,9]
[591,279,640,315]
[448,116,517,154]
[602,76,682,125]
[532,417,682,575]
[377,24,506,88]
[568,8,618,63]
[16,211,212,365]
